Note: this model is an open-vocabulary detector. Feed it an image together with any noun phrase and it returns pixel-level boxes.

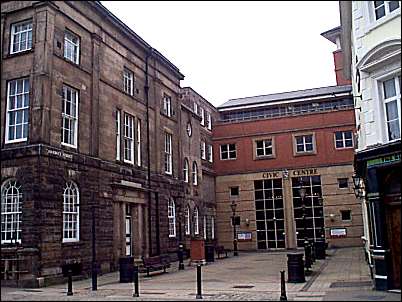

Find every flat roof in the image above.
[218,84,352,110]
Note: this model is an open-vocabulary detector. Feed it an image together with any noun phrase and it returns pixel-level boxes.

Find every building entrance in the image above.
[254,179,285,249]
[292,176,325,247]
[125,204,132,256]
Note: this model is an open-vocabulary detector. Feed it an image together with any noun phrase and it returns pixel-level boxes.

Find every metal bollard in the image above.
[280,270,287,301]
[310,241,316,263]
[304,242,312,275]
[92,262,98,291]
[132,265,139,297]
[178,244,185,270]
[67,269,73,296]
[196,264,202,299]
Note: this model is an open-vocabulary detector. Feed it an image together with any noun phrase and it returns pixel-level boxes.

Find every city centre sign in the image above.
[292,168,319,177]
[262,171,281,179]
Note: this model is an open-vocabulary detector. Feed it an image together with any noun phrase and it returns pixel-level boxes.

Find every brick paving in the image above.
[1,247,400,301]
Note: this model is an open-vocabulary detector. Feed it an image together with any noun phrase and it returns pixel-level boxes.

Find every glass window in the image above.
[163,94,172,117]
[192,161,198,185]
[295,134,314,153]
[206,112,212,130]
[335,131,354,149]
[136,119,141,166]
[165,132,172,174]
[61,85,79,147]
[203,215,207,240]
[374,1,399,20]
[201,141,206,160]
[207,145,213,163]
[230,186,239,197]
[341,210,351,221]
[220,144,236,160]
[6,78,30,143]
[64,30,80,64]
[256,139,273,157]
[10,20,32,54]
[382,76,401,142]
[194,207,199,235]
[200,107,205,126]
[168,199,176,237]
[1,180,23,244]
[116,110,121,160]
[123,114,134,164]
[211,216,215,239]
[123,68,134,96]
[183,158,189,183]
[63,181,79,242]
[338,178,349,189]
[185,205,191,235]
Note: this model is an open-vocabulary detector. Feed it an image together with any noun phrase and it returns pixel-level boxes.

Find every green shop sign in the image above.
[367,153,401,167]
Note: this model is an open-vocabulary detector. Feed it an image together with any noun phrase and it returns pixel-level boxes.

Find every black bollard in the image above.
[67,269,73,296]
[196,264,202,299]
[178,244,185,270]
[311,241,316,263]
[132,265,139,297]
[280,270,287,301]
[304,242,312,275]
[92,262,98,291]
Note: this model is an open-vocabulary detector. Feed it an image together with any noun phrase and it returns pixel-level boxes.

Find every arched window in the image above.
[192,161,198,186]
[194,207,199,235]
[185,205,190,235]
[168,199,176,237]
[63,181,80,242]
[1,179,22,244]
[183,159,189,183]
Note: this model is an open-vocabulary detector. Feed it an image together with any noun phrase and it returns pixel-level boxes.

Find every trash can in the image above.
[205,244,215,262]
[315,239,326,259]
[287,252,305,283]
[119,256,134,283]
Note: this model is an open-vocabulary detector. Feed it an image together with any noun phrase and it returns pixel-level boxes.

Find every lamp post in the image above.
[230,200,238,256]
[352,174,364,199]
[91,193,98,291]
[298,182,311,272]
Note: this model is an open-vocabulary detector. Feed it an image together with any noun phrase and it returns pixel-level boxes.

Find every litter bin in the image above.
[205,244,215,262]
[315,239,326,259]
[119,256,134,283]
[287,252,305,283]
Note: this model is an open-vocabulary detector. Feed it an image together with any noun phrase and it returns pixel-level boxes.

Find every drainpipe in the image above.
[145,48,153,256]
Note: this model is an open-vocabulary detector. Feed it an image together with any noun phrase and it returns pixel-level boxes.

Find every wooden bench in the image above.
[140,254,171,277]
[215,246,232,259]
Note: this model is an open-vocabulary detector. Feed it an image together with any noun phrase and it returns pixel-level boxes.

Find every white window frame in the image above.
[372,1,400,21]
[62,181,79,243]
[208,145,213,163]
[381,76,401,142]
[64,30,80,65]
[193,102,198,114]
[123,68,134,96]
[183,158,189,183]
[255,138,273,157]
[168,199,176,238]
[220,144,237,160]
[206,112,212,130]
[185,205,191,235]
[136,119,142,166]
[200,107,205,126]
[163,94,172,117]
[203,215,207,240]
[165,132,173,175]
[123,113,134,164]
[61,85,79,148]
[116,109,121,160]
[5,78,30,144]
[10,20,32,54]
[211,216,215,240]
[192,161,198,186]
[194,207,199,235]
[294,134,315,154]
[334,130,354,149]
[201,141,206,160]
[1,179,23,244]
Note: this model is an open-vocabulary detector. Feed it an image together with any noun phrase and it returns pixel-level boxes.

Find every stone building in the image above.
[0,1,217,287]
[339,1,401,290]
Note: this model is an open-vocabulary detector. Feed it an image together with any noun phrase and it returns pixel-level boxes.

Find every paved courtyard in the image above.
[1,247,400,301]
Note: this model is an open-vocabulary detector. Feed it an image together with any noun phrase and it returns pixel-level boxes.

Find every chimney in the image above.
[321,26,351,86]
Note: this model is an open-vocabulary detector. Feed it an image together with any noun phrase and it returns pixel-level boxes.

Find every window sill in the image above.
[294,152,316,157]
[4,48,34,59]
[220,158,237,161]
[5,138,28,144]
[254,155,275,160]
[365,10,401,34]
[335,147,354,150]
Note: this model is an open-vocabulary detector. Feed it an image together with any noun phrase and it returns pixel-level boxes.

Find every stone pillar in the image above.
[137,204,144,256]
[90,32,101,156]
[283,175,296,249]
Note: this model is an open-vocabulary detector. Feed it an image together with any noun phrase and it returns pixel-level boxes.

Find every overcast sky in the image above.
[101,1,341,107]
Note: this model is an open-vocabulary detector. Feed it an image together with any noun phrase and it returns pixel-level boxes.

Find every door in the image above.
[254,178,285,249]
[385,202,401,289]
[125,204,132,256]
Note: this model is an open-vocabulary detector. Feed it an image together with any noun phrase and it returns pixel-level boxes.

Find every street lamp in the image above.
[352,174,365,199]
[298,181,312,272]
[230,200,238,256]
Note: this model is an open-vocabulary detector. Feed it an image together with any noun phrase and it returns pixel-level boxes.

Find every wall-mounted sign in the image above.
[46,147,73,160]
[292,168,319,177]
[237,231,252,241]
[262,171,281,179]
[330,228,347,238]
[367,153,401,167]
